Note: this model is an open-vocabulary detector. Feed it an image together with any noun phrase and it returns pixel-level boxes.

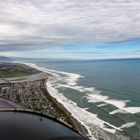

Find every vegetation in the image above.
[0,63,40,78]
[42,88,76,128]
[0,62,76,129]
[0,71,31,78]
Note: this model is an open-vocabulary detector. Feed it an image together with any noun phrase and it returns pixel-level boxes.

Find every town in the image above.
[0,78,74,126]
[0,62,78,130]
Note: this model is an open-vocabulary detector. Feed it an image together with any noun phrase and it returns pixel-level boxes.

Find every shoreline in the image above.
[13,61,133,140]
[2,61,90,138]
[43,82,89,137]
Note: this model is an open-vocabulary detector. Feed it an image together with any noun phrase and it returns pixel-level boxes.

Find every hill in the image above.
[0,56,12,61]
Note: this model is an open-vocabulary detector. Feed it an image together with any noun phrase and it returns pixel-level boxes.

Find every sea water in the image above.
[20,58,140,140]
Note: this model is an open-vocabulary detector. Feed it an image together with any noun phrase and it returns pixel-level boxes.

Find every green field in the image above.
[0,63,40,78]
[0,70,32,78]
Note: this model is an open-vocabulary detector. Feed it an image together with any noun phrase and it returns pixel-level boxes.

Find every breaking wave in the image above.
[15,61,140,140]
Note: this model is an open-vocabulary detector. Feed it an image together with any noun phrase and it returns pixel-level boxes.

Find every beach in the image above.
[0,61,89,139]
[16,62,89,138]
[19,61,132,140]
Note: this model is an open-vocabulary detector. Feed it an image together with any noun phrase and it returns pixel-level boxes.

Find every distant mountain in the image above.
[0,56,12,61]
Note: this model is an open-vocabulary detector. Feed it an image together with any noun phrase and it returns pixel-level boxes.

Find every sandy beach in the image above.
[44,85,89,137]
[19,61,132,140]
[0,61,89,139]
[22,62,89,138]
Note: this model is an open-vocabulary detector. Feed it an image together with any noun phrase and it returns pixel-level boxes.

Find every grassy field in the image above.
[0,63,40,78]
[0,70,32,78]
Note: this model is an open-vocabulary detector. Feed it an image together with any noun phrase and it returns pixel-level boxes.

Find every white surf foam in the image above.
[97,103,107,107]
[110,107,140,115]
[15,61,82,86]
[119,122,136,129]
[110,109,128,115]
[50,70,140,115]
[47,81,122,139]
[14,61,137,139]
[123,107,140,114]
[86,94,128,109]
[109,103,140,115]
[56,84,87,92]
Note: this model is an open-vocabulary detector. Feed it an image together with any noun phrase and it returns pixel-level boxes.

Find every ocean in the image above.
[20,58,140,140]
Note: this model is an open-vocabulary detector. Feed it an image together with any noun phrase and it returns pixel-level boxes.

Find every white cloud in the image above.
[0,52,20,57]
[0,0,140,51]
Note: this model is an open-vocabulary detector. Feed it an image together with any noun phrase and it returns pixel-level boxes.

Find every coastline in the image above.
[15,61,131,140]
[43,83,89,137]
[12,61,89,138]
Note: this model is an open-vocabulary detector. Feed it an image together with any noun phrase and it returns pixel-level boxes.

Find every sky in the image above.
[0,0,140,59]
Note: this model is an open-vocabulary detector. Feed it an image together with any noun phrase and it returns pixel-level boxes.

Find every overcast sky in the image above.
[0,0,140,59]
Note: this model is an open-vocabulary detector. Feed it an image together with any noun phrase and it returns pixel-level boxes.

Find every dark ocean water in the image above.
[21,58,140,140]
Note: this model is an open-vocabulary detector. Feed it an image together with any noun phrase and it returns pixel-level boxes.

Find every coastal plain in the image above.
[0,61,133,140]
[0,62,88,138]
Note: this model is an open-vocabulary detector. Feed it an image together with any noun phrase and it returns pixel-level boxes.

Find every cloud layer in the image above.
[0,0,140,51]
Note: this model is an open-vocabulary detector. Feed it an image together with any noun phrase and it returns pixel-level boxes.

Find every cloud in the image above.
[0,51,20,57]
[0,0,140,51]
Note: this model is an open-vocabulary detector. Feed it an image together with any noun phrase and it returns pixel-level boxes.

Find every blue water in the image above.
[30,59,140,105]
[21,58,140,140]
